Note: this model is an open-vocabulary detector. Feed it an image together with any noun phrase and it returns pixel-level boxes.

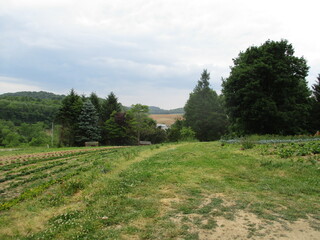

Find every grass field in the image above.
[149,114,183,126]
[0,141,319,239]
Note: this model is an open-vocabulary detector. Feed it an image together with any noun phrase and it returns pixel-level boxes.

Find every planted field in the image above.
[149,114,183,126]
[0,141,319,239]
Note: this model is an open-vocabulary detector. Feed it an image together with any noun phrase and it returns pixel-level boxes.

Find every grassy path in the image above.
[0,142,319,239]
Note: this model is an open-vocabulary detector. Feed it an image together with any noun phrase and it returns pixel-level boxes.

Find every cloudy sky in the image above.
[0,0,319,109]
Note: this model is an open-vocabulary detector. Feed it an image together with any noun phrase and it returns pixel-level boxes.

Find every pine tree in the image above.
[312,74,320,102]
[101,92,121,122]
[89,92,102,117]
[310,74,320,132]
[76,100,101,145]
[56,89,83,146]
[184,70,227,141]
[101,92,122,144]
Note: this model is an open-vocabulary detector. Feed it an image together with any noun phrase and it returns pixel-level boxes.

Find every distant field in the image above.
[149,114,183,126]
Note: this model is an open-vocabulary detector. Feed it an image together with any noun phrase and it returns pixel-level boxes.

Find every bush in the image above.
[240,138,255,149]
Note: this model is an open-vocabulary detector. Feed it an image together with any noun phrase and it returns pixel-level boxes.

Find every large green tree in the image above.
[222,40,311,135]
[184,70,227,141]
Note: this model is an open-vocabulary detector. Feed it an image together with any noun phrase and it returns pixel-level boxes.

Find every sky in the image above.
[0,0,319,109]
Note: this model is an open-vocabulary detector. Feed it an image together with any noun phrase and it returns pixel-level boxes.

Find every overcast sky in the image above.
[0,0,319,109]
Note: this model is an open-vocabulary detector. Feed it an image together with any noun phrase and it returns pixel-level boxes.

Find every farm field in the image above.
[149,114,183,126]
[0,141,319,239]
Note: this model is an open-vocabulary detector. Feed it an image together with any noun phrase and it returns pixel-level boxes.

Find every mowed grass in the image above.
[0,142,319,239]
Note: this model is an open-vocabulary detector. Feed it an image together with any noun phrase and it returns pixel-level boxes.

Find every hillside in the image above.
[0,91,183,125]
[0,91,65,100]
[0,141,319,239]
[0,91,63,125]
[148,106,184,114]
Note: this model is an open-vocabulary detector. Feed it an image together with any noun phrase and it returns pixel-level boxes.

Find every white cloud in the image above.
[0,0,319,108]
[0,76,43,94]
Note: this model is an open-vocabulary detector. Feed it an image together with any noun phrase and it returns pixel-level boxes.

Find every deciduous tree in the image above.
[222,40,311,135]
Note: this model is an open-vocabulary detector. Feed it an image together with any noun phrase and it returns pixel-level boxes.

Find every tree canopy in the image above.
[222,40,311,135]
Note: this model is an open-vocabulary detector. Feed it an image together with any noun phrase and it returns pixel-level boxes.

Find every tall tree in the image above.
[76,100,101,145]
[127,104,150,144]
[101,92,122,144]
[312,74,320,102]
[184,70,227,141]
[222,40,311,135]
[310,74,320,132]
[89,92,102,118]
[56,89,83,146]
[104,112,135,145]
[101,92,122,123]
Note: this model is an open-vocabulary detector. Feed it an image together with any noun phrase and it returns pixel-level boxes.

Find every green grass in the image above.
[0,141,319,239]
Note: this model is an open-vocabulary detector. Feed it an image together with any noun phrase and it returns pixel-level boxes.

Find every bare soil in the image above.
[168,194,320,240]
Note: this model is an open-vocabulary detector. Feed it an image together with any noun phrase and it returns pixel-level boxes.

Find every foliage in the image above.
[0,120,51,147]
[166,120,196,142]
[89,92,102,118]
[0,96,61,125]
[76,100,101,146]
[184,69,227,141]
[101,92,122,123]
[310,74,320,132]
[240,138,255,149]
[56,89,83,146]
[222,40,311,135]
[271,142,320,158]
[104,112,135,145]
[312,74,320,102]
[180,127,196,141]
[0,91,65,100]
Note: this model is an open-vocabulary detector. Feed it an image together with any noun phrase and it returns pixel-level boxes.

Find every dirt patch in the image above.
[167,193,320,240]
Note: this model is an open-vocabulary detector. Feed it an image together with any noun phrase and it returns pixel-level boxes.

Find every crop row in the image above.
[259,141,320,159]
[0,148,121,210]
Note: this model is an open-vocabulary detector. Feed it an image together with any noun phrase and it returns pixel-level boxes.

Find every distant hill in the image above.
[0,91,65,100]
[122,106,184,114]
[0,91,184,125]
[148,106,184,114]
[0,91,64,125]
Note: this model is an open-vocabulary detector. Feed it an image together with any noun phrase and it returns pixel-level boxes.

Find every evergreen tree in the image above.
[310,74,320,132]
[312,74,320,102]
[56,89,83,146]
[184,70,227,141]
[104,112,135,145]
[222,40,311,135]
[76,100,101,145]
[101,92,122,144]
[101,92,122,122]
[89,92,102,117]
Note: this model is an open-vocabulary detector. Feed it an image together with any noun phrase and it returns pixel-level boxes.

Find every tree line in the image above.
[182,40,320,141]
[1,39,319,147]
